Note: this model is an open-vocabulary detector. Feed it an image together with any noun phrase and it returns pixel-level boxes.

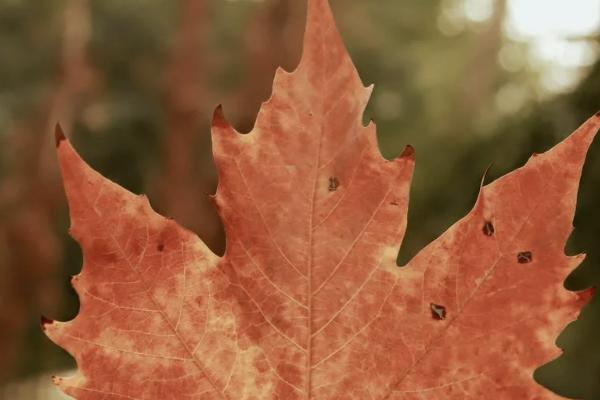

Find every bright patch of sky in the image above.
[465,0,600,93]
[506,0,599,92]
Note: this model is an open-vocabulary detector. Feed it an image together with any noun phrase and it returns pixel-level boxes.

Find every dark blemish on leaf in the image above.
[517,251,533,264]
[483,221,495,236]
[390,200,400,206]
[157,243,165,252]
[430,303,446,320]
[595,110,600,117]
[328,177,339,192]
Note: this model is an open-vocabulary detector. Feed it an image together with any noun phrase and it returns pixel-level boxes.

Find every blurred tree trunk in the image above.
[455,0,507,127]
[154,0,224,253]
[155,0,306,253]
[234,0,304,133]
[0,0,94,381]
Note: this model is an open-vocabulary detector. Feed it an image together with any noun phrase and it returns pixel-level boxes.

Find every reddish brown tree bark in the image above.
[456,0,508,123]
[154,0,224,253]
[234,0,305,133]
[0,0,94,380]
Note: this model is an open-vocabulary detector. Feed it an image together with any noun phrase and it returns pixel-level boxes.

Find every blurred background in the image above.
[0,0,599,398]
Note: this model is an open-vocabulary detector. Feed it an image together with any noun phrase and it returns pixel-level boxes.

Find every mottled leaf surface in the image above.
[45,0,600,398]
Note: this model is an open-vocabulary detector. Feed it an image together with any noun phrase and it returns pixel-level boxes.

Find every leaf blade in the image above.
[45,0,600,398]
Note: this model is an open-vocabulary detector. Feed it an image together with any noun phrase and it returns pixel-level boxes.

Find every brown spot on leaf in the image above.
[517,251,533,264]
[483,221,495,236]
[155,223,180,253]
[430,303,446,320]
[328,177,339,192]
[390,200,400,206]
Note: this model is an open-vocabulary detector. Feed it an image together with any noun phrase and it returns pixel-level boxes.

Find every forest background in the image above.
[0,0,599,398]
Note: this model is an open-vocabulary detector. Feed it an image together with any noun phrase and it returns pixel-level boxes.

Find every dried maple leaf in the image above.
[44,0,600,399]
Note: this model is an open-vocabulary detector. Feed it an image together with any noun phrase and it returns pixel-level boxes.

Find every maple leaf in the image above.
[44,0,600,399]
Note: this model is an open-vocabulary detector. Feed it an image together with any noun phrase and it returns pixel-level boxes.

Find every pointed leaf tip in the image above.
[480,162,494,186]
[41,315,54,330]
[55,124,66,147]
[400,144,415,160]
[212,104,228,129]
[208,193,217,204]
[574,286,596,308]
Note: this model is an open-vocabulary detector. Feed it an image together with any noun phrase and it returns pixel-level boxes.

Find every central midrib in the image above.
[306,110,323,400]
[306,50,329,399]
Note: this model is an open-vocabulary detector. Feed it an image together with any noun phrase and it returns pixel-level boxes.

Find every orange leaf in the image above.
[45,0,600,398]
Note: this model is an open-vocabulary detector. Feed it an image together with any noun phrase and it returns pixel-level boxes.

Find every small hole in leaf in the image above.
[430,303,446,320]
[517,251,532,264]
[158,244,165,252]
[328,177,339,192]
[482,221,495,236]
